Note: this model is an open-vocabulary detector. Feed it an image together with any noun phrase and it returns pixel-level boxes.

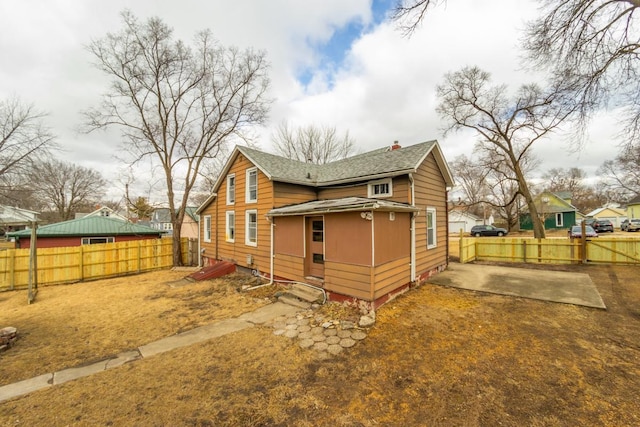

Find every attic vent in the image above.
[391,141,401,150]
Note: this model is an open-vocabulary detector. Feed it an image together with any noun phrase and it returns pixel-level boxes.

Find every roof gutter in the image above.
[267,204,419,218]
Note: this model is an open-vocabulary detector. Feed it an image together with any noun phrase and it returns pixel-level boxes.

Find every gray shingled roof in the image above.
[7,216,164,238]
[267,197,419,217]
[237,140,443,186]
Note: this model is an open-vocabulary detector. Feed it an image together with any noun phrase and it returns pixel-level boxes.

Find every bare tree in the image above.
[1,97,56,190]
[391,0,444,36]
[437,66,575,238]
[85,11,270,265]
[272,121,356,164]
[524,0,640,148]
[449,154,489,215]
[28,159,107,222]
[598,146,640,200]
[540,167,607,212]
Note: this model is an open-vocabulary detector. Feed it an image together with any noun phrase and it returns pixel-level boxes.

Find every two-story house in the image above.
[196,140,454,309]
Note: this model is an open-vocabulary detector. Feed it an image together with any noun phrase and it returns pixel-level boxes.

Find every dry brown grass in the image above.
[1,264,640,426]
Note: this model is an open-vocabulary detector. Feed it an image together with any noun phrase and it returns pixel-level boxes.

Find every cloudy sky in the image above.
[0,0,620,203]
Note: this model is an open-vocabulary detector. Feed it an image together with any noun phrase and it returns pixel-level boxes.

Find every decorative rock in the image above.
[321,321,333,328]
[327,344,343,355]
[326,336,341,345]
[351,330,367,340]
[284,329,299,339]
[296,318,310,326]
[298,331,313,340]
[358,315,376,328]
[297,325,311,333]
[339,338,356,348]
[299,339,314,349]
[311,327,324,336]
[340,320,356,330]
[272,321,286,330]
[273,329,286,336]
[312,342,329,352]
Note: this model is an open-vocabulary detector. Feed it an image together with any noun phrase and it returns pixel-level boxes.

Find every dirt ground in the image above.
[1,262,640,426]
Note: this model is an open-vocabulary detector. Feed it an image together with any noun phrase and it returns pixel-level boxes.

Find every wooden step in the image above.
[287,283,325,303]
[278,294,311,309]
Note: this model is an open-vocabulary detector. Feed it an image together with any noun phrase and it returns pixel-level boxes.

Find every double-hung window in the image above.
[227,174,235,205]
[226,211,235,242]
[246,210,257,246]
[426,207,437,249]
[246,168,257,203]
[203,215,212,243]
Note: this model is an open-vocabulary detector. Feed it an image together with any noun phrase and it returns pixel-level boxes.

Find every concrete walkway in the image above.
[428,263,606,309]
[0,302,299,403]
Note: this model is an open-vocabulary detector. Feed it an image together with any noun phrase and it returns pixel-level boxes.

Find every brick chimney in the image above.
[391,141,401,150]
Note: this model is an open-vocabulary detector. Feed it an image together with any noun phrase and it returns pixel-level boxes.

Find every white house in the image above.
[449,210,492,233]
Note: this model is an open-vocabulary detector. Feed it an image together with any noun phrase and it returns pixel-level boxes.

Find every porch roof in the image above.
[267,197,419,217]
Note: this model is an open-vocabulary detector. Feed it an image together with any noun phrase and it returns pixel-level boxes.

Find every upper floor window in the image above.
[246,168,257,203]
[163,223,173,231]
[81,237,115,245]
[368,178,392,198]
[227,174,235,205]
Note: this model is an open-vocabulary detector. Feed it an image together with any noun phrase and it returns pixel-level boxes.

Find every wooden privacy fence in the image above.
[460,237,640,265]
[0,238,196,291]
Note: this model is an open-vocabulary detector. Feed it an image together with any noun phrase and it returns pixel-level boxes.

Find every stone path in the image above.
[270,308,369,357]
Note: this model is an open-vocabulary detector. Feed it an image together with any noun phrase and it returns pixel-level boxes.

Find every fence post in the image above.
[8,249,15,290]
[459,228,464,263]
[523,240,527,263]
[78,245,84,281]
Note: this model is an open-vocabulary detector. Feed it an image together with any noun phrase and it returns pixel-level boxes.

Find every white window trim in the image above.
[555,213,563,227]
[246,168,257,203]
[367,178,393,198]
[225,211,235,243]
[426,207,437,249]
[81,237,115,245]
[226,174,235,205]
[203,215,212,243]
[245,209,258,247]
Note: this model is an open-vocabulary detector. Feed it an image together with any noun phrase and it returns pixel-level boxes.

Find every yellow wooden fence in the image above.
[460,237,640,265]
[0,238,193,291]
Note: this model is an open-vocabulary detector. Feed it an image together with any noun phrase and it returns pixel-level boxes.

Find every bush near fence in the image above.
[459,237,640,265]
[0,238,194,291]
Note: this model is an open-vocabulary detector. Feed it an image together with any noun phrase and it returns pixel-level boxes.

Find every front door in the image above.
[305,216,324,278]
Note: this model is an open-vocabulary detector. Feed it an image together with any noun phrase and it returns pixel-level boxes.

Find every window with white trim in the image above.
[426,208,437,249]
[555,213,563,227]
[81,237,115,245]
[226,174,235,205]
[225,211,235,242]
[162,223,173,231]
[246,168,257,203]
[245,210,257,246]
[204,215,212,243]
[368,178,392,198]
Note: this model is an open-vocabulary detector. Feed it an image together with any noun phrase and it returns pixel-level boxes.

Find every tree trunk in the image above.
[513,162,546,238]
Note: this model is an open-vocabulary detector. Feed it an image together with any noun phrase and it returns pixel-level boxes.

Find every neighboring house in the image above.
[627,194,640,219]
[150,208,173,235]
[7,216,164,249]
[585,206,627,228]
[0,205,39,235]
[520,191,580,230]
[150,207,199,238]
[448,209,489,233]
[196,140,454,309]
[75,206,129,222]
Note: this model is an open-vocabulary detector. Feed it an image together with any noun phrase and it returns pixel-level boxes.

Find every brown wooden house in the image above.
[196,140,454,309]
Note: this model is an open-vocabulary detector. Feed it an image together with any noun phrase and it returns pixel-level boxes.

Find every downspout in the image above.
[215,198,219,260]
[409,174,416,282]
[269,217,274,285]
